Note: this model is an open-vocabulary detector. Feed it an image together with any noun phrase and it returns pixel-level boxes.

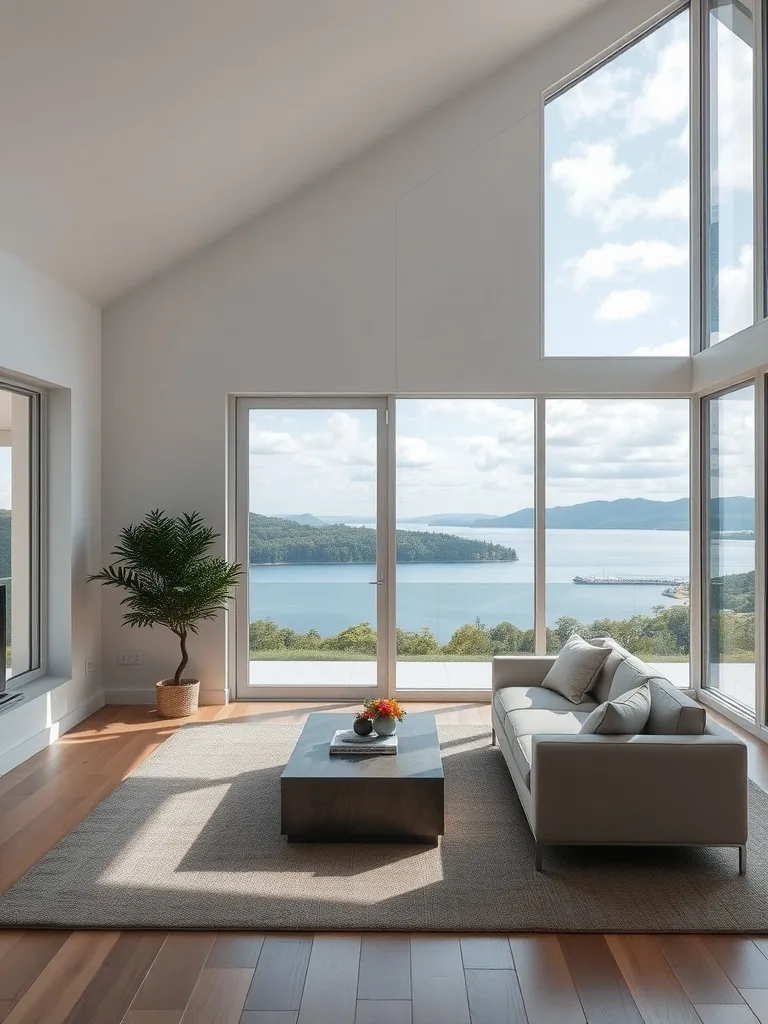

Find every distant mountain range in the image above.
[275,497,755,532]
[473,497,754,531]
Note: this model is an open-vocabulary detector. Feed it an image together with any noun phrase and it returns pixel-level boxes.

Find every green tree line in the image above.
[249,604,755,663]
[249,514,517,564]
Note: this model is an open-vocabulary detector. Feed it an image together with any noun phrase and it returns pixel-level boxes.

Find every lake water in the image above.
[249,526,755,643]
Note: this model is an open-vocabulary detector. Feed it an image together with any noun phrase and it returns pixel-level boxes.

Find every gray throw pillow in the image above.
[580,683,652,735]
[541,633,611,704]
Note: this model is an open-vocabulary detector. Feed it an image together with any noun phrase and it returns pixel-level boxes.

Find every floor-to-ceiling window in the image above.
[704,383,756,710]
[545,7,690,356]
[394,399,535,691]
[707,0,756,345]
[545,399,691,684]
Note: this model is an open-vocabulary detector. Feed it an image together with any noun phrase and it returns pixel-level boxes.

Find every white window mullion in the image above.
[754,374,766,725]
[534,397,547,655]
[754,0,767,323]
[691,0,707,354]
[690,395,703,694]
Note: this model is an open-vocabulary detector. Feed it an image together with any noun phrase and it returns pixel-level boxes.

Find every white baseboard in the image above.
[0,687,105,778]
[105,686,229,706]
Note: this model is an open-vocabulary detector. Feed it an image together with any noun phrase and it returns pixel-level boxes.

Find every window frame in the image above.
[541,1,692,359]
[542,0,768,358]
[699,377,760,719]
[228,391,694,704]
[0,376,45,689]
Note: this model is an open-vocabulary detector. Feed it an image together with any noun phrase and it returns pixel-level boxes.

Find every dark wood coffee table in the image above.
[280,712,444,843]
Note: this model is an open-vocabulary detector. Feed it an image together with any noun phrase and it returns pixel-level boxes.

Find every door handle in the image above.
[368,579,384,585]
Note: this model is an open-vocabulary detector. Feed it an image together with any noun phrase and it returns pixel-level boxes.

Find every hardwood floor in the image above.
[0,700,767,1024]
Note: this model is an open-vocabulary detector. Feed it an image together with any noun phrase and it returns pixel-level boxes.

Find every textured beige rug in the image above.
[0,720,766,932]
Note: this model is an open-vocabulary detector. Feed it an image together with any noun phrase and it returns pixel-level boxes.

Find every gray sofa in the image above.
[491,646,748,873]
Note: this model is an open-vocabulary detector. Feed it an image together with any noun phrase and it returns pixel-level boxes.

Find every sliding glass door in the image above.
[235,398,389,699]
[703,384,756,711]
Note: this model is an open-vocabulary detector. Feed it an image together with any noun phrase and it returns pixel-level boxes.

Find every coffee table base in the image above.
[280,713,445,845]
[286,833,439,845]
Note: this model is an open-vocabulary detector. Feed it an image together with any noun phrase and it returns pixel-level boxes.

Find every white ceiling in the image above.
[0,0,604,305]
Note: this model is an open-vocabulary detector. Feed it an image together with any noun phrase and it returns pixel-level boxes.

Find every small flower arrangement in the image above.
[363,697,407,722]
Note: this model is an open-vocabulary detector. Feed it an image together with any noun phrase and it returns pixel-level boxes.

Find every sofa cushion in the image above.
[541,633,610,704]
[580,683,652,735]
[588,637,630,704]
[646,678,706,735]
[607,654,664,700]
[494,685,598,719]
[502,706,592,787]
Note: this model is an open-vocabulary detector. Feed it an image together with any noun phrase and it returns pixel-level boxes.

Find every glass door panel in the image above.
[394,399,535,693]
[237,399,387,699]
[704,385,756,711]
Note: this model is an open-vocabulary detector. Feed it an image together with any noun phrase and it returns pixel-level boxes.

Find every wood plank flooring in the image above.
[0,700,766,1024]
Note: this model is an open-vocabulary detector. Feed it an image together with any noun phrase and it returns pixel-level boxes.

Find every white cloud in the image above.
[462,436,516,472]
[545,399,690,504]
[711,23,753,191]
[594,288,656,321]
[632,336,689,356]
[571,240,687,288]
[646,180,688,220]
[556,66,635,126]
[397,436,438,468]
[628,36,689,135]
[714,244,753,343]
[550,143,636,230]
[550,140,689,233]
[249,430,299,455]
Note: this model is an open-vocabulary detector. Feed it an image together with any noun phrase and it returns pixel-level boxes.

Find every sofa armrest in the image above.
[531,733,747,846]
[492,656,555,692]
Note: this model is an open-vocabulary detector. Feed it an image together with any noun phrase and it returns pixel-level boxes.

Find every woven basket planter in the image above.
[156,679,200,719]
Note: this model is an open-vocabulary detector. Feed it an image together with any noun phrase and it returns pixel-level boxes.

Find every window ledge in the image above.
[0,674,76,716]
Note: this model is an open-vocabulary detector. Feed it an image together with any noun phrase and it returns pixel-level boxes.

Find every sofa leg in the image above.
[535,841,542,872]
[739,844,747,876]
[491,727,497,747]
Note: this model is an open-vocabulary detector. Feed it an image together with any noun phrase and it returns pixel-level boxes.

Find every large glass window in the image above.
[395,400,534,691]
[243,402,387,695]
[0,384,40,690]
[708,0,755,345]
[545,10,690,356]
[704,384,755,710]
[545,399,691,685]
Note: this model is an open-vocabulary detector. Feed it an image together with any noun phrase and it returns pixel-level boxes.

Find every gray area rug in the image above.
[1,720,767,932]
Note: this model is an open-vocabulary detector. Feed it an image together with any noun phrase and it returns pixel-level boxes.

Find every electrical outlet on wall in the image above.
[118,651,142,666]
[85,658,93,675]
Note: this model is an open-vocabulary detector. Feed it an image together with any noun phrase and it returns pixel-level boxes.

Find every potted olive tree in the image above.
[89,510,242,718]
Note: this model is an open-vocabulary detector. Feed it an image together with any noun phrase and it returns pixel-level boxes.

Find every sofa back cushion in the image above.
[607,654,663,700]
[646,677,706,735]
[580,683,652,735]
[541,633,610,704]
[588,638,629,704]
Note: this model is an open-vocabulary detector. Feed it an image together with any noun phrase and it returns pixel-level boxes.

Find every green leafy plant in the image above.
[88,510,242,684]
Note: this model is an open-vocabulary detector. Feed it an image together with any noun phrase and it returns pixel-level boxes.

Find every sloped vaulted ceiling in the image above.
[0,0,605,303]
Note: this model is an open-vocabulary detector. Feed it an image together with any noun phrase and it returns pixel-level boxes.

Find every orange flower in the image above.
[363,697,407,721]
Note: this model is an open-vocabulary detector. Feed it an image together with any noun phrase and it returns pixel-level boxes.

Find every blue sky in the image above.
[545,5,753,354]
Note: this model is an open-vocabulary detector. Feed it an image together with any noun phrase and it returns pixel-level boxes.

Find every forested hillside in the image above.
[249,514,517,564]
[0,510,10,578]
[711,570,754,613]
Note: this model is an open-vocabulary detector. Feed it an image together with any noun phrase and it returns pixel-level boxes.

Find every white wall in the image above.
[102,0,691,703]
[0,250,102,775]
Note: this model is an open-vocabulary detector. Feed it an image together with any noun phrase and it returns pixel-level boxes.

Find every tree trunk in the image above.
[174,630,189,684]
